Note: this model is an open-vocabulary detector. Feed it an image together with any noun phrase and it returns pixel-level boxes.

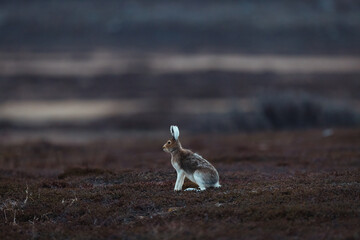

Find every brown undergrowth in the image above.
[0,129,359,239]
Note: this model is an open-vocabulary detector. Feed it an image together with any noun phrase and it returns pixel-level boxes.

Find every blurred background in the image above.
[0,0,360,143]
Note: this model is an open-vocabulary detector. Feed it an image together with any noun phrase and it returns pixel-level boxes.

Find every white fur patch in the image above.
[170,125,180,140]
[184,188,201,192]
[171,160,181,172]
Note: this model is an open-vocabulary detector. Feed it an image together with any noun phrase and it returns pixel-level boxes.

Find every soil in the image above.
[0,129,359,239]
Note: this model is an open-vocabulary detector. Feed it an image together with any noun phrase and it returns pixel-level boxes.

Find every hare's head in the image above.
[163,125,181,153]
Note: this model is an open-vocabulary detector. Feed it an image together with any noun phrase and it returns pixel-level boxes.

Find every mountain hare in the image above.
[163,125,221,191]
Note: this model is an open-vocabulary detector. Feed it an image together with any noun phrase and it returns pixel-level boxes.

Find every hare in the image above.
[163,125,221,191]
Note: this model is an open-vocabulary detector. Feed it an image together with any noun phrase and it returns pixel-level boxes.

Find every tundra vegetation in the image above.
[0,129,359,239]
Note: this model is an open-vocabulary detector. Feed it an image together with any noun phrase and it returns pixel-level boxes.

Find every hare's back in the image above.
[180,151,214,173]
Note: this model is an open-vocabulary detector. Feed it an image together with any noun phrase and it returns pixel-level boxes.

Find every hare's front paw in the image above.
[174,188,182,192]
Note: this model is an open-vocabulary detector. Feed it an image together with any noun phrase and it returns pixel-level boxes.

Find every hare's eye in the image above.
[167,141,171,144]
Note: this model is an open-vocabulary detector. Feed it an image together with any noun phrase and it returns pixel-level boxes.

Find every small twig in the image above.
[12,209,16,225]
[24,183,29,205]
[3,210,8,223]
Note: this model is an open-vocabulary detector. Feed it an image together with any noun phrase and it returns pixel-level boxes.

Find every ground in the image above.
[0,129,359,239]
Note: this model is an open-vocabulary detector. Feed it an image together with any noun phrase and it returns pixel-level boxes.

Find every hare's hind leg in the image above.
[184,188,201,191]
[193,169,220,190]
[193,170,208,191]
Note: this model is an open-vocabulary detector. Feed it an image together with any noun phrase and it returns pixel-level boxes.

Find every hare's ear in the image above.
[170,125,180,140]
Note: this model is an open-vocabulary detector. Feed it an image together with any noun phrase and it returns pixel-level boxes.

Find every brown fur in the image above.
[163,136,220,189]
